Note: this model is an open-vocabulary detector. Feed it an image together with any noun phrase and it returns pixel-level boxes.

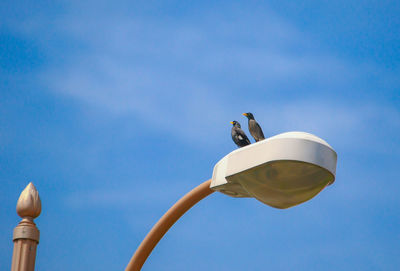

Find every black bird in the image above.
[230,121,251,148]
[243,112,265,142]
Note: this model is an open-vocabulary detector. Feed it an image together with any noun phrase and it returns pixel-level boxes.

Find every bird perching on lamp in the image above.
[230,121,251,148]
[243,112,265,142]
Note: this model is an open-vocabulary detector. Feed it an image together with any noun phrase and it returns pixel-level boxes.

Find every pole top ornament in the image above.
[16,182,41,219]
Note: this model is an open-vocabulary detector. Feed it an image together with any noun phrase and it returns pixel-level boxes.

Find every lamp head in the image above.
[211,132,337,209]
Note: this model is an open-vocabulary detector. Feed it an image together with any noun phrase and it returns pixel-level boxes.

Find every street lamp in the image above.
[211,131,337,209]
[125,131,337,271]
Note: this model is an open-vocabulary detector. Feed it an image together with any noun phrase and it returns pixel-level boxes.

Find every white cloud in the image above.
[65,181,191,209]
[6,2,399,152]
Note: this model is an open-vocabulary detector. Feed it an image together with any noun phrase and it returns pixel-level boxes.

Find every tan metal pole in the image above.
[125,179,214,271]
[11,183,41,271]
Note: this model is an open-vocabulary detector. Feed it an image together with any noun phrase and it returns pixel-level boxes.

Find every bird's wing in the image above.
[238,129,251,144]
[255,122,265,138]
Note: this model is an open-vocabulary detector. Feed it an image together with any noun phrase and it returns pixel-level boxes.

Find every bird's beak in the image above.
[242,113,248,116]
[230,121,234,124]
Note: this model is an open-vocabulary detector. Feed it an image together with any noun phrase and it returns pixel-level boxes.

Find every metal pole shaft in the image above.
[11,218,40,271]
[125,179,214,271]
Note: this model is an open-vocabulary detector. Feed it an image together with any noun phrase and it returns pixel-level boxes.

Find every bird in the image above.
[230,121,251,148]
[242,112,265,142]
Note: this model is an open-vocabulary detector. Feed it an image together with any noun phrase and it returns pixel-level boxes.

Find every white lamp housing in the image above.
[211,132,337,209]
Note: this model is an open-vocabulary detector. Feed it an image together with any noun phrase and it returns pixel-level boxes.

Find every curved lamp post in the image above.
[125,131,337,271]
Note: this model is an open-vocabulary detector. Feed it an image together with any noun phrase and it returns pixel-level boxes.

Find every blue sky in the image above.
[1,1,399,270]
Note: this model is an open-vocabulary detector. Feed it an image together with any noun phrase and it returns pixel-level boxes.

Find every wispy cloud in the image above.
[65,181,196,209]
[6,2,399,152]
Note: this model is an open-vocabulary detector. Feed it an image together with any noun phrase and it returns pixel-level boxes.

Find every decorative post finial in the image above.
[16,182,41,219]
[11,182,42,271]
